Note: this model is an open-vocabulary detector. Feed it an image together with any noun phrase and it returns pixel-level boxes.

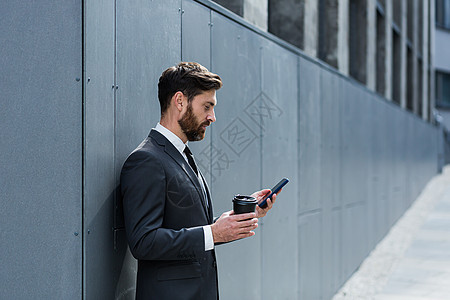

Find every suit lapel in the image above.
[150,130,210,220]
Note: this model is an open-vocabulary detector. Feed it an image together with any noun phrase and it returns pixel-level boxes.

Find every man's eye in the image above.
[205,105,210,110]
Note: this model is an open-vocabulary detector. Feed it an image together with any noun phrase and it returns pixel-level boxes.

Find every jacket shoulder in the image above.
[121,137,163,171]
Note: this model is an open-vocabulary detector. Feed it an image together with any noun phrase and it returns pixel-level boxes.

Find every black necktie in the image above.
[184,146,209,209]
[184,146,198,175]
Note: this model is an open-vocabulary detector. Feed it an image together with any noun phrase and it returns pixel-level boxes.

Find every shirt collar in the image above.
[154,123,187,155]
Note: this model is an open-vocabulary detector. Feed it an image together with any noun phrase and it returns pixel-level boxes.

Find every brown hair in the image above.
[158,62,223,115]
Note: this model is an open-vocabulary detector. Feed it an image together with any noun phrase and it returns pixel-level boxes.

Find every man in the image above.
[120,62,277,299]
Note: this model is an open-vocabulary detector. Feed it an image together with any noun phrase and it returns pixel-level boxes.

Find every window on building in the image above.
[376,9,386,95]
[406,48,414,111]
[428,69,432,120]
[417,58,423,116]
[392,31,401,104]
[407,0,414,42]
[436,71,450,108]
[393,0,402,27]
[436,0,450,29]
[268,0,304,49]
[349,0,367,84]
[214,0,244,17]
[418,0,423,55]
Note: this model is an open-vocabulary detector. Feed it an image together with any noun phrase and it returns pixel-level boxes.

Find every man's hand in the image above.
[252,188,279,218]
[211,211,258,244]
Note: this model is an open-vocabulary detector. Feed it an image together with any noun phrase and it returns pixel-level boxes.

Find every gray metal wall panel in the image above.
[391,109,404,222]
[341,205,353,279]
[384,105,394,226]
[210,11,263,299]
[320,70,341,210]
[420,122,430,190]
[343,83,370,210]
[400,111,409,212]
[423,125,431,185]
[417,121,426,194]
[0,1,82,299]
[182,0,211,68]
[432,126,440,175]
[322,206,343,298]
[423,122,436,187]
[380,101,389,232]
[367,94,381,249]
[384,103,396,227]
[367,97,378,246]
[431,125,440,176]
[405,118,420,203]
[331,209,343,294]
[320,69,342,298]
[357,89,371,257]
[356,202,369,267]
[341,205,354,278]
[404,113,414,207]
[298,53,326,297]
[399,110,408,216]
[374,100,389,243]
[411,117,420,197]
[114,1,182,299]
[422,122,432,191]
[341,82,360,207]
[260,40,299,300]
[298,213,323,300]
[298,57,322,214]
[400,113,408,209]
[344,204,368,278]
[115,0,182,173]
[181,0,213,185]
[426,124,434,184]
[83,1,121,299]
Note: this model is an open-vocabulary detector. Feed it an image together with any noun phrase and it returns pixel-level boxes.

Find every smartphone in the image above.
[258,178,289,208]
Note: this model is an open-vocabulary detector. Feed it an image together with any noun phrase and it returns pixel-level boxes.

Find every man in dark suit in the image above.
[120,62,276,299]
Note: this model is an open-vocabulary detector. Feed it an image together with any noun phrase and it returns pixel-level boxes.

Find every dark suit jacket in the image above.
[120,130,218,300]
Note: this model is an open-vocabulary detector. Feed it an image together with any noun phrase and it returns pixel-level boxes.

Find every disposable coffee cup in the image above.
[232,195,257,214]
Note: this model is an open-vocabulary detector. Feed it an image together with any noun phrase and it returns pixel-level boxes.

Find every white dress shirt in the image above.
[154,123,214,251]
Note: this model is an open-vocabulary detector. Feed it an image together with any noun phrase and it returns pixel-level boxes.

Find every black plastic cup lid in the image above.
[233,195,257,204]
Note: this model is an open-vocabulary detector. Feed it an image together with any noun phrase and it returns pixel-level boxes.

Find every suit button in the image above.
[212,261,217,268]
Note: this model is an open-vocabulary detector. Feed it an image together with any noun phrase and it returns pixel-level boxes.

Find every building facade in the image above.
[215,0,435,121]
[0,1,439,299]
[435,0,450,126]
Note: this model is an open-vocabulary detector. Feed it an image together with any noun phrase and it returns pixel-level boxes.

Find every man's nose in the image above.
[207,109,216,123]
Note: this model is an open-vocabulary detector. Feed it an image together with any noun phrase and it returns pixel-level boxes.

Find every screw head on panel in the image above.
[74,232,79,236]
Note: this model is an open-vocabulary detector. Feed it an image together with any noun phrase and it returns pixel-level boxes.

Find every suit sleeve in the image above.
[120,150,205,261]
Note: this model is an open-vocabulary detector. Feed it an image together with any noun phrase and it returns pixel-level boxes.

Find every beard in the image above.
[178,103,210,141]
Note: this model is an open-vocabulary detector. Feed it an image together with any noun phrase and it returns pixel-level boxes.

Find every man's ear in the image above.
[173,91,186,112]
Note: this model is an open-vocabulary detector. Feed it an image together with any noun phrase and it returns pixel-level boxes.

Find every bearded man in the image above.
[120,62,276,300]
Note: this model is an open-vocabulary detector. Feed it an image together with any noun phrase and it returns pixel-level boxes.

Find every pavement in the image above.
[332,165,450,300]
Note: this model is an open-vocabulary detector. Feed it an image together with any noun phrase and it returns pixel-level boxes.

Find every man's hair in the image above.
[158,62,223,115]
